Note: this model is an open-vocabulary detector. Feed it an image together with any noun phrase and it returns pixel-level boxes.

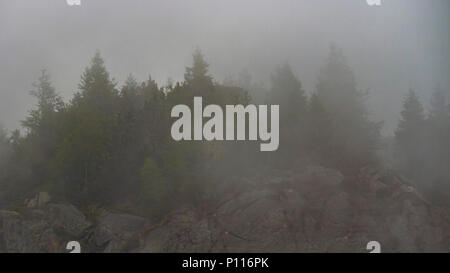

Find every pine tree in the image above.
[184,49,214,99]
[269,63,307,120]
[22,70,63,133]
[184,48,213,86]
[267,63,308,163]
[77,51,118,111]
[16,71,64,193]
[395,89,426,177]
[54,52,120,202]
[142,75,164,102]
[396,89,426,138]
[79,51,116,93]
[316,45,379,170]
[120,74,143,113]
[121,74,139,97]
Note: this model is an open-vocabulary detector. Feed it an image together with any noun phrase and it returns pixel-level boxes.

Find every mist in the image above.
[0,0,449,253]
[1,0,448,135]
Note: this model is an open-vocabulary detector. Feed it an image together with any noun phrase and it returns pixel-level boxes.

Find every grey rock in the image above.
[44,203,92,237]
[1,165,448,253]
[91,212,149,252]
[136,165,448,253]
[0,204,91,253]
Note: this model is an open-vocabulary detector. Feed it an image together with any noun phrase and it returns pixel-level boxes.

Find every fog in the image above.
[0,1,449,254]
[0,0,449,135]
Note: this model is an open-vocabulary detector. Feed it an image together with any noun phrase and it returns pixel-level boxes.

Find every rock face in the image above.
[0,204,91,252]
[137,166,448,253]
[89,212,149,252]
[0,165,448,253]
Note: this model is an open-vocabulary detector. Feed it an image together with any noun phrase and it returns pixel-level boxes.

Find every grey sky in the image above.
[0,0,449,135]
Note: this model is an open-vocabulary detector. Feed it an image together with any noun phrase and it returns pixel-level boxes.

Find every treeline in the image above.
[0,46,447,216]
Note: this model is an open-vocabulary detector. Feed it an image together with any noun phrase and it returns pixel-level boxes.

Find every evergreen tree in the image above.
[396,89,426,138]
[78,50,118,111]
[183,49,215,101]
[22,70,63,133]
[395,89,426,177]
[316,45,379,170]
[269,63,307,120]
[142,75,163,101]
[184,48,213,86]
[54,52,120,203]
[16,71,64,193]
[120,74,143,116]
[121,74,139,97]
[267,63,307,163]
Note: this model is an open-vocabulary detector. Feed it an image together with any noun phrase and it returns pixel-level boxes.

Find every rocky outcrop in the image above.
[0,204,91,252]
[136,166,449,253]
[0,204,151,253]
[0,165,448,252]
[88,211,149,252]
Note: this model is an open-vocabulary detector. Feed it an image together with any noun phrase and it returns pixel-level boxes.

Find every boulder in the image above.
[0,204,91,253]
[0,209,59,252]
[44,203,92,237]
[90,212,149,252]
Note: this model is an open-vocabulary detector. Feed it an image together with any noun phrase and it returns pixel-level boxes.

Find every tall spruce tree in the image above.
[22,70,63,133]
[316,45,379,170]
[395,89,426,178]
[54,52,119,203]
[18,71,64,192]
[269,63,307,121]
[267,63,307,163]
[183,49,215,101]
[184,48,213,86]
[78,50,118,111]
